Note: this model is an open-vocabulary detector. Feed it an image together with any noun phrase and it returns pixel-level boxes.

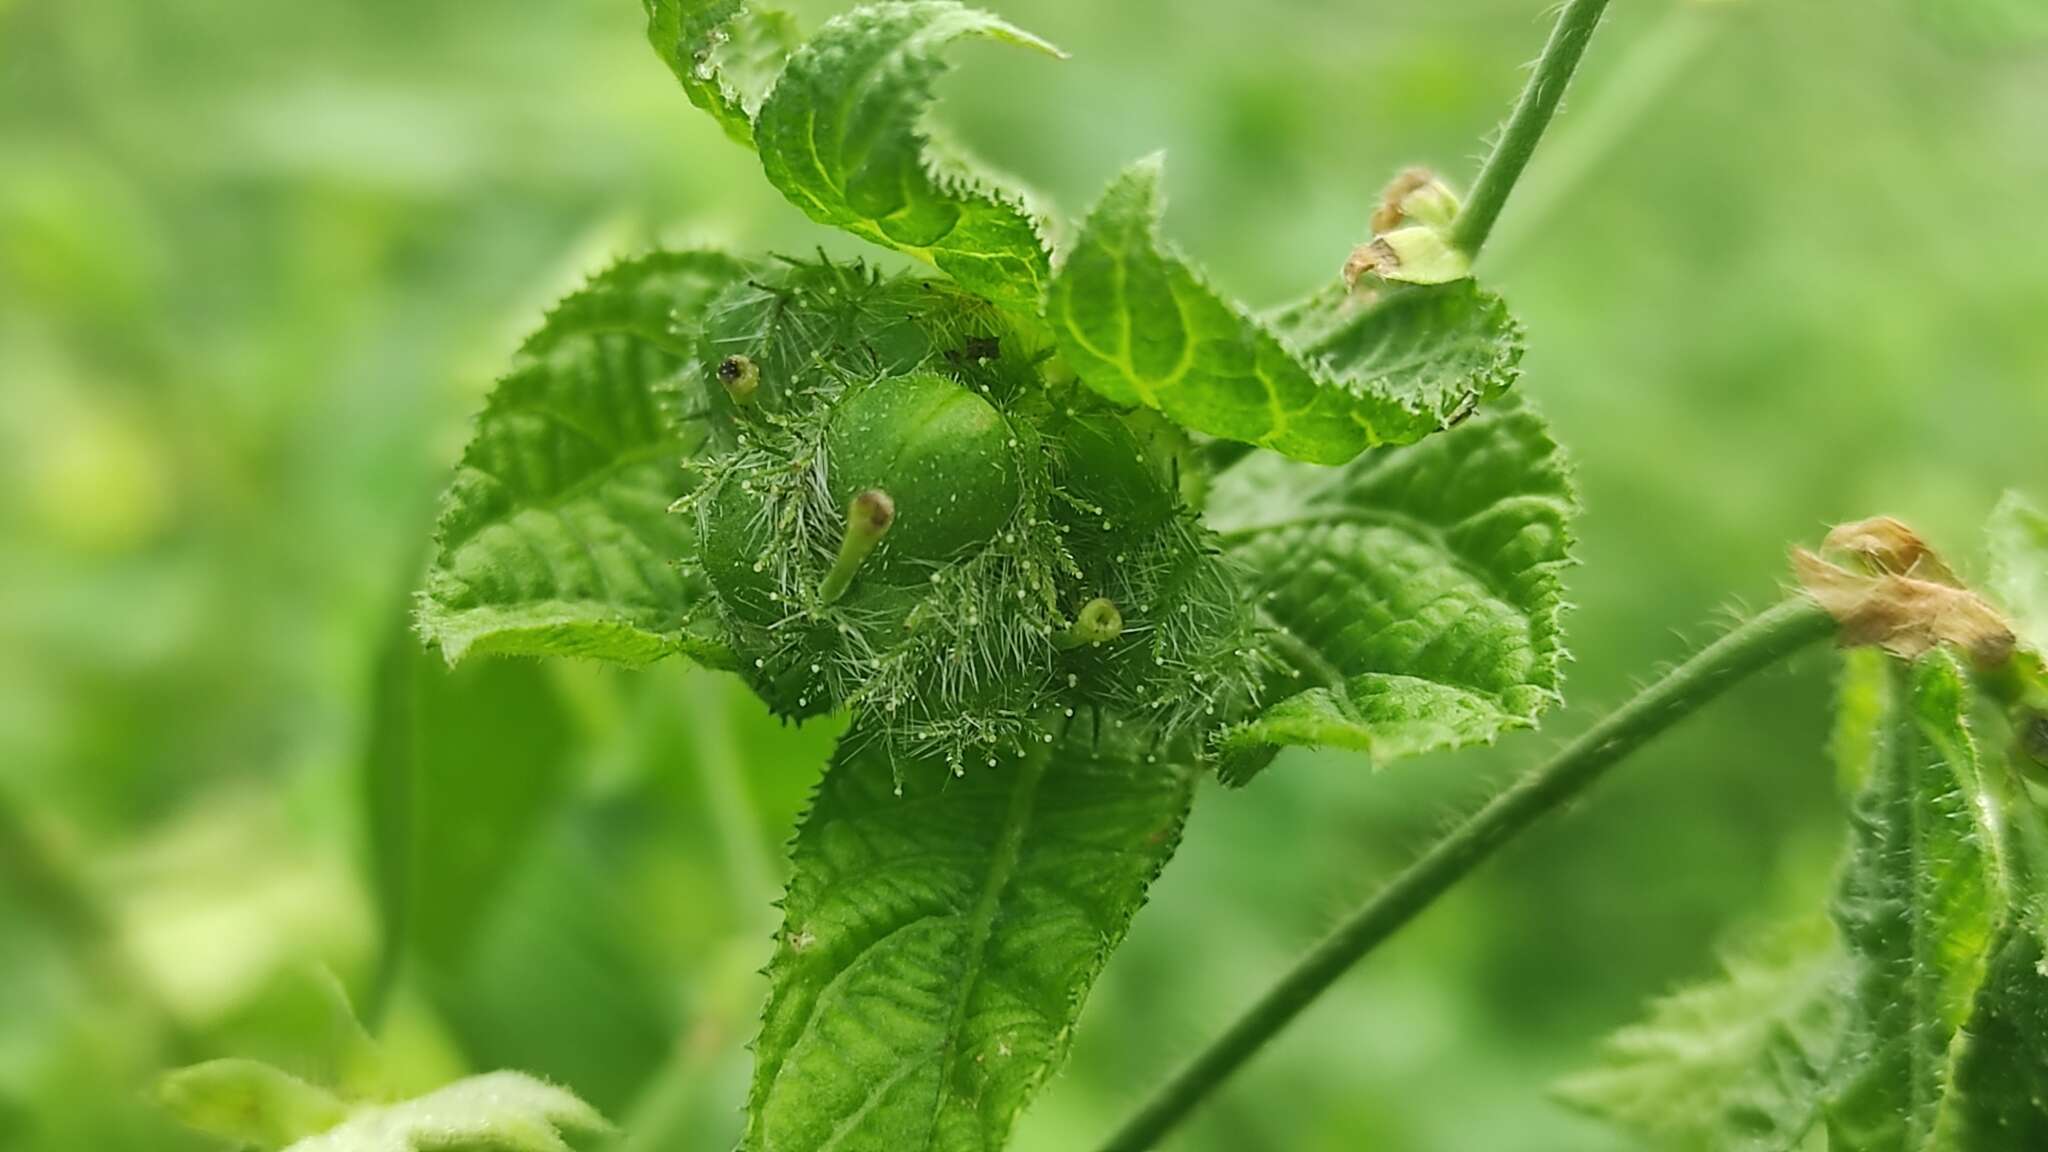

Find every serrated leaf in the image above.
[753,1,1059,315]
[1936,897,2048,1149]
[745,722,1194,1151]
[1988,491,2048,655]
[1267,278,1524,423]
[1826,653,1999,1152]
[157,1059,349,1151]
[418,250,749,666]
[286,1072,606,1152]
[1931,661,2048,1150]
[643,0,800,148]
[1046,158,1524,465]
[1204,401,1574,779]
[1556,917,1848,1152]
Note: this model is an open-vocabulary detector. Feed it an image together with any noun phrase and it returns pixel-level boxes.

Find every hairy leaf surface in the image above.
[1205,401,1574,778]
[1556,918,1847,1152]
[158,1059,348,1151]
[1269,279,1523,424]
[1937,889,2048,1148]
[287,1072,605,1152]
[1830,648,1893,797]
[419,251,748,665]
[1827,653,1997,1152]
[1935,648,2048,1147]
[1047,159,1523,465]
[644,0,800,147]
[753,2,1058,315]
[746,723,1195,1151]
[159,1064,604,1152]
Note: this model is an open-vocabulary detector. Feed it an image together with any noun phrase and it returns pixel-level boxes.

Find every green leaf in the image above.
[379,659,679,1113]
[1046,158,1524,465]
[418,250,750,666]
[1936,894,2048,1149]
[1205,400,1574,779]
[289,1072,606,1152]
[1931,661,2048,1149]
[1267,278,1524,424]
[1830,647,1893,797]
[1826,652,1999,1152]
[643,0,800,148]
[753,1,1060,315]
[157,1059,349,1151]
[1555,917,1847,1152]
[745,722,1195,1151]
[1988,491,2048,655]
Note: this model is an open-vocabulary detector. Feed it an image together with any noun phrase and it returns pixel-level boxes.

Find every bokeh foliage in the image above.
[3,1,2044,1150]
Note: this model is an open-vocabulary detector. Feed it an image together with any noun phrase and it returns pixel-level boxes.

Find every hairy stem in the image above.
[1450,0,1614,258]
[1484,0,1738,266]
[1096,596,1838,1151]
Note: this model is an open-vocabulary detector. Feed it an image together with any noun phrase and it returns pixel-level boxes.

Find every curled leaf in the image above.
[643,0,801,147]
[1049,158,1522,464]
[753,1,1060,314]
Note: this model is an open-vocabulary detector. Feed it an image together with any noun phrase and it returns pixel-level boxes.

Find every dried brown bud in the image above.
[1793,516,2015,665]
[1371,167,1460,234]
[1820,515,1963,587]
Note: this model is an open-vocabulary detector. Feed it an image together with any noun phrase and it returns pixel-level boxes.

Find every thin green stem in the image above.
[1450,0,1615,259]
[1096,597,1838,1152]
[1484,0,1738,266]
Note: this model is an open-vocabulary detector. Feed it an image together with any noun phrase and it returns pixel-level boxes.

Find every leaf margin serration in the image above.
[416,248,750,667]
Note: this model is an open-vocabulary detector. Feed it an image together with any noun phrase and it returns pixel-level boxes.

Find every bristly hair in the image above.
[674,255,1271,779]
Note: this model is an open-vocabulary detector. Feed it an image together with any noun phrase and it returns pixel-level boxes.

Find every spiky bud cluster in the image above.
[681,257,1265,773]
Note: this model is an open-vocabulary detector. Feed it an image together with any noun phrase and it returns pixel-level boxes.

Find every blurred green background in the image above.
[3,0,2044,1148]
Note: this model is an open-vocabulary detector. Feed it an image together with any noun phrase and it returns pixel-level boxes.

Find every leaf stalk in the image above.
[1449,0,1614,259]
[1094,596,1838,1151]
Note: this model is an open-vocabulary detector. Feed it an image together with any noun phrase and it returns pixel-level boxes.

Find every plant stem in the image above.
[1450,0,1615,259]
[1095,596,1837,1152]
[1483,0,1738,266]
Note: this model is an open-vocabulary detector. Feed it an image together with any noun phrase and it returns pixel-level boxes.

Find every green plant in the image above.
[148,1,2048,1150]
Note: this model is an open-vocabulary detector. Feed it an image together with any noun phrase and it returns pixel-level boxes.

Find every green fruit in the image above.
[825,372,1023,579]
